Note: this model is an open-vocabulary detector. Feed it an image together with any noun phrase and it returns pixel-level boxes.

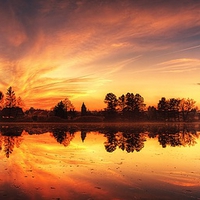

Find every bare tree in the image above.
[179,98,197,121]
[16,96,25,110]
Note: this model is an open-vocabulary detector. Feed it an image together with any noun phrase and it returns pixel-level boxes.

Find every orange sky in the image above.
[0,0,200,110]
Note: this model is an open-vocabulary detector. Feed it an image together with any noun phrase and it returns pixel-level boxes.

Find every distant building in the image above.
[1,107,24,119]
[81,102,87,116]
[25,109,50,121]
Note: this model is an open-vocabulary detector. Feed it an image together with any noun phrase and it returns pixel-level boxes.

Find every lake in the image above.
[0,123,199,200]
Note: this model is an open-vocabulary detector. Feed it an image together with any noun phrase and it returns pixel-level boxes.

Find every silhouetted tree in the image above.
[5,87,16,108]
[123,93,145,120]
[134,93,145,113]
[0,91,4,110]
[53,101,67,119]
[147,106,157,120]
[168,98,181,121]
[16,96,25,110]
[118,94,126,111]
[104,93,118,111]
[179,98,196,121]
[63,98,74,111]
[157,97,168,120]
[63,98,76,119]
[124,92,135,112]
[104,93,118,120]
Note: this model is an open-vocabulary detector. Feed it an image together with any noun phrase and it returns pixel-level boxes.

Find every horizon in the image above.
[0,0,200,110]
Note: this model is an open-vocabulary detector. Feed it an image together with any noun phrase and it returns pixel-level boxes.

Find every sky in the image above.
[0,0,200,111]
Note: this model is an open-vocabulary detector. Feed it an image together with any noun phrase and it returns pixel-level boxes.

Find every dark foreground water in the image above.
[0,123,199,200]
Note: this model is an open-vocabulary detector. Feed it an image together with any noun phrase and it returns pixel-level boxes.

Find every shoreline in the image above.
[0,121,200,125]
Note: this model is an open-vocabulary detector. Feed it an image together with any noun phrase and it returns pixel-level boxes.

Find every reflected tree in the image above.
[158,133,182,148]
[3,136,23,158]
[62,132,74,147]
[104,130,118,152]
[154,125,199,148]
[104,130,146,153]
[4,137,14,158]
[51,128,74,147]
[179,126,198,146]
[117,132,146,153]
[0,134,3,150]
[125,133,146,152]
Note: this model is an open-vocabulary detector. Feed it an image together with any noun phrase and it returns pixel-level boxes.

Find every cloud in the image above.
[157,58,200,73]
[0,0,200,108]
[130,58,200,75]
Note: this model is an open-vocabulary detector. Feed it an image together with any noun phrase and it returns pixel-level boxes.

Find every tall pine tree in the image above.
[5,87,16,108]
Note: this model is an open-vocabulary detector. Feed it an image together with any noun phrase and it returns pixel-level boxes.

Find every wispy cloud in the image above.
[0,0,200,108]
[157,58,200,73]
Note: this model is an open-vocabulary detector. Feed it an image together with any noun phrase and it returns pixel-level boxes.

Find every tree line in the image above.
[0,86,199,122]
[104,92,198,121]
[0,86,24,109]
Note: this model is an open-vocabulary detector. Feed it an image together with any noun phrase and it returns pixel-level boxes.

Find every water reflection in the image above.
[51,128,74,147]
[0,123,199,200]
[104,132,146,153]
[0,135,23,158]
[0,123,199,157]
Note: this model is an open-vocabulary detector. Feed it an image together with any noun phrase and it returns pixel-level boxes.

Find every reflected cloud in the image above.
[0,123,199,199]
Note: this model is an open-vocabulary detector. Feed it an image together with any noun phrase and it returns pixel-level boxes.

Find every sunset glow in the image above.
[0,129,199,199]
[0,0,200,110]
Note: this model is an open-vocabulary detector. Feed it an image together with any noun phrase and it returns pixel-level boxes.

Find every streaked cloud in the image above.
[0,0,200,109]
[157,58,200,73]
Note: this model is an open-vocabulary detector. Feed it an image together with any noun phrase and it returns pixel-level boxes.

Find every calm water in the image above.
[0,123,199,200]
